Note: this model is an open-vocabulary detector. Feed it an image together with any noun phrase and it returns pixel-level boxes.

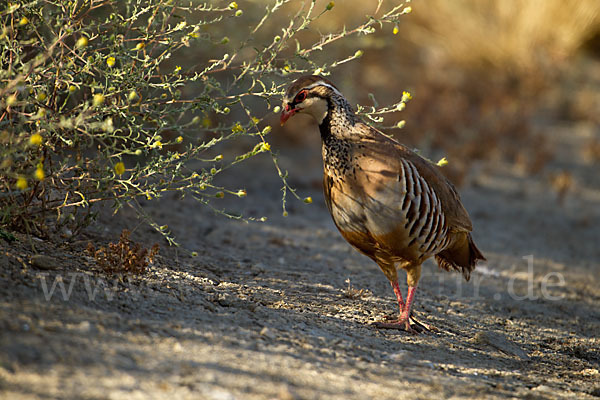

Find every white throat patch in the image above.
[298,96,328,124]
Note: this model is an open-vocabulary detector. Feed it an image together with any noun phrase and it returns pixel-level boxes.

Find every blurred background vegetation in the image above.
[279,0,600,186]
[2,0,599,244]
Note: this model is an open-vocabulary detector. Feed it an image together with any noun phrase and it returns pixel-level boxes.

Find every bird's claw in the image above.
[372,313,436,334]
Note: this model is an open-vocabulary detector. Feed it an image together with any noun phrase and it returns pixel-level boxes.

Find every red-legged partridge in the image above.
[281,75,485,333]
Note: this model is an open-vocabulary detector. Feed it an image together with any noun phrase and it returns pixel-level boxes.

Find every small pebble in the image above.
[260,327,276,340]
[30,254,59,270]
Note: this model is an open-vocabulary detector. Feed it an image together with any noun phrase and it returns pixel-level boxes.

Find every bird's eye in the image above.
[295,90,307,103]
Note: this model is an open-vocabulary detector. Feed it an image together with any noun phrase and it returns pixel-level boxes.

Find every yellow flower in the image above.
[135,42,145,50]
[228,2,238,9]
[231,123,244,133]
[215,154,223,161]
[106,56,116,67]
[401,91,412,102]
[128,91,139,101]
[19,17,29,26]
[114,161,125,175]
[175,136,183,143]
[29,133,43,146]
[16,177,27,190]
[303,196,313,204]
[437,157,449,167]
[34,166,45,180]
[237,189,247,197]
[76,36,88,48]
[152,141,163,149]
[93,94,104,106]
[396,120,406,129]
[6,95,17,107]
[393,25,399,35]
[69,85,77,93]
[260,142,271,152]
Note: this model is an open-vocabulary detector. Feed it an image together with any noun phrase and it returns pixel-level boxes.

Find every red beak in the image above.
[280,104,296,126]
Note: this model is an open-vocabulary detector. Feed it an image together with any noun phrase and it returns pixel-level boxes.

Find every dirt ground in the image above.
[1,115,600,399]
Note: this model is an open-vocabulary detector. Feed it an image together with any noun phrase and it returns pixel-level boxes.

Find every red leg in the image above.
[373,281,416,332]
[373,284,433,333]
[392,280,405,312]
[373,266,434,333]
[401,285,417,321]
[399,285,418,332]
[380,281,405,321]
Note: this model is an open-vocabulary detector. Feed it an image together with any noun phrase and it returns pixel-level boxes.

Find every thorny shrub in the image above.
[0,0,413,245]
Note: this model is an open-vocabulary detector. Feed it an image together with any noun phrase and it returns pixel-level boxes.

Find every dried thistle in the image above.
[87,229,159,275]
[343,278,368,299]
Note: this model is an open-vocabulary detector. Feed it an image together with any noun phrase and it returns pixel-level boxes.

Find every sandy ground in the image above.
[1,119,600,399]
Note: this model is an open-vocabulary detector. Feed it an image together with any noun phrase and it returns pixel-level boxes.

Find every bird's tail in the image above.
[435,233,485,281]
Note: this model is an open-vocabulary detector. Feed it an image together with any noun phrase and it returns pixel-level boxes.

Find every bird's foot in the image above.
[373,318,418,334]
[372,313,436,334]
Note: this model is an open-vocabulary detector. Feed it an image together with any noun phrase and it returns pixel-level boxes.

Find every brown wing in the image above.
[359,127,473,233]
